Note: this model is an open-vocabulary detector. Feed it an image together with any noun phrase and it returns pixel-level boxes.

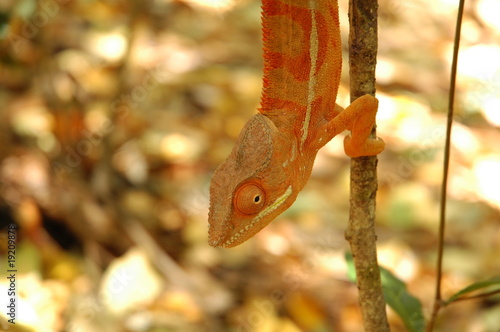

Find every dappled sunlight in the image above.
[185,0,236,12]
[160,132,203,163]
[376,95,439,148]
[10,104,54,139]
[476,0,500,32]
[84,31,129,63]
[99,248,163,315]
[473,155,500,209]
[450,123,480,157]
[457,45,500,80]
[378,241,420,282]
[482,97,500,127]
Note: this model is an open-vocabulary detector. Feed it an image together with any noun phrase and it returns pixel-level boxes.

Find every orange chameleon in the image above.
[208,0,384,248]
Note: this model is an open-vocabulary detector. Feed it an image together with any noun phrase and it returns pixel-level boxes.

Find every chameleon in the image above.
[208,0,384,248]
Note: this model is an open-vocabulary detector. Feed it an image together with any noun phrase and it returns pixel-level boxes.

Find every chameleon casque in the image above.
[208,0,385,248]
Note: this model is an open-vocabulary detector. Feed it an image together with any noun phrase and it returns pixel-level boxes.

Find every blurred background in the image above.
[0,0,499,331]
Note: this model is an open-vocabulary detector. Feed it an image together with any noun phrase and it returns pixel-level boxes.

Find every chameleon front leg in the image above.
[317,95,385,157]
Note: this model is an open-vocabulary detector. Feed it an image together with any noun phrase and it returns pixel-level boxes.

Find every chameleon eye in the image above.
[234,183,266,215]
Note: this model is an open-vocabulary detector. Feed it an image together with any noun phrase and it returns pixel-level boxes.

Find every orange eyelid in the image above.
[234,183,266,215]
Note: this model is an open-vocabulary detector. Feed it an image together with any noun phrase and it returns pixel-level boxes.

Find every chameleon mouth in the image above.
[208,220,230,247]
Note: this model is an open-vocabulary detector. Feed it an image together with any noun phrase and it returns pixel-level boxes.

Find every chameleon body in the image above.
[208,0,384,248]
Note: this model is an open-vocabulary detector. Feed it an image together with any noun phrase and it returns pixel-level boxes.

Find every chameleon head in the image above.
[208,114,297,248]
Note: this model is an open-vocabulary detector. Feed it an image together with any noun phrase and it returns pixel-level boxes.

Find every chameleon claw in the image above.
[344,135,385,158]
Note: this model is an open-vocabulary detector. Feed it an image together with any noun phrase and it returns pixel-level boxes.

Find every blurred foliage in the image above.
[346,252,425,332]
[0,0,499,331]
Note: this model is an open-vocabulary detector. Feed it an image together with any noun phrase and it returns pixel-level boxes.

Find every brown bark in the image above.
[345,0,390,331]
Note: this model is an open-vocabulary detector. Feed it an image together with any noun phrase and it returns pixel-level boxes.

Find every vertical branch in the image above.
[345,0,390,331]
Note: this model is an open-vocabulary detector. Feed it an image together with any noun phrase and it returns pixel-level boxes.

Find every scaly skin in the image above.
[208,0,384,248]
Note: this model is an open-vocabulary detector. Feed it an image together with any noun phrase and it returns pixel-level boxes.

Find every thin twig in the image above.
[427,0,465,331]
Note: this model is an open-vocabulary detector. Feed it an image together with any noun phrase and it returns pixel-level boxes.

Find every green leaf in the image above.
[345,252,425,332]
[380,267,425,332]
[446,276,500,304]
[345,252,356,281]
